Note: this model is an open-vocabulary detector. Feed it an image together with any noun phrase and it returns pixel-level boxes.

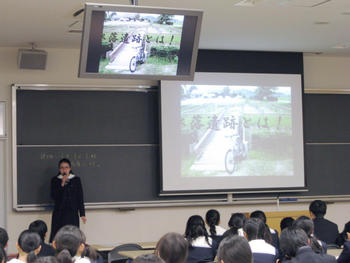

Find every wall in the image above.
[1,47,350,253]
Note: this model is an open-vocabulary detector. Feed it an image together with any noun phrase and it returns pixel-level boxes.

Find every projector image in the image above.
[18,49,47,70]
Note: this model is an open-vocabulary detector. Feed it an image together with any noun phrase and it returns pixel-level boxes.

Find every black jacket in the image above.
[337,241,350,263]
[284,246,336,263]
[313,217,339,245]
[37,241,55,257]
[51,175,85,216]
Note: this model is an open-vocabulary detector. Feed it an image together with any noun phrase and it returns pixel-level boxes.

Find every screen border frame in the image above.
[78,3,203,80]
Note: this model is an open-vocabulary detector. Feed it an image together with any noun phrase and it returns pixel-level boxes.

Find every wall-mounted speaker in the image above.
[18,49,47,70]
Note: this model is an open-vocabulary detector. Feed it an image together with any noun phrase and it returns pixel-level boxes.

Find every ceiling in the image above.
[1,0,350,54]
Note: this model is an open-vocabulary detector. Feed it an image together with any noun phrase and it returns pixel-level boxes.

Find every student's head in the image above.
[250,210,266,223]
[16,230,42,263]
[205,209,220,236]
[280,227,308,258]
[217,235,252,263]
[185,215,208,244]
[29,220,48,241]
[293,216,314,237]
[134,254,164,263]
[58,159,72,175]
[155,233,188,263]
[243,218,266,241]
[309,200,327,218]
[0,227,8,248]
[34,257,59,263]
[53,225,84,263]
[228,213,246,233]
[0,245,7,263]
[280,217,295,231]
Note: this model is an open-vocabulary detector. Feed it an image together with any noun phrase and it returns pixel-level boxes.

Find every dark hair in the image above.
[225,213,246,236]
[0,244,7,263]
[77,229,98,261]
[18,230,41,263]
[293,216,323,254]
[250,210,266,223]
[133,254,164,263]
[0,228,8,247]
[34,257,59,263]
[243,218,266,241]
[205,209,220,236]
[337,221,350,246]
[280,217,294,231]
[54,225,84,263]
[185,215,210,246]
[29,220,48,241]
[309,200,327,218]
[59,159,71,168]
[217,235,252,263]
[280,227,308,258]
[155,233,188,263]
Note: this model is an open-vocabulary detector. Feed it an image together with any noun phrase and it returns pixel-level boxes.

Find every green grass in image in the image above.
[146,56,178,65]
[99,58,116,74]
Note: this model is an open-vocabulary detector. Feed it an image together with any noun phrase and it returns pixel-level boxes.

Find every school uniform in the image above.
[73,256,91,263]
[249,239,278,263]
[283,246,336,263]
[50,174,85,242]
[313,217,339,245]
[214,225,226,236]
[270,228,280,250]
[37,241,55,257]
[337,241,350,263]
[210,225,226,244]
[8,259,25,263]
[186,236,217,263]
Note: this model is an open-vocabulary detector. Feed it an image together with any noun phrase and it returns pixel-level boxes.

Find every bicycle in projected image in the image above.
[224,118,249,174]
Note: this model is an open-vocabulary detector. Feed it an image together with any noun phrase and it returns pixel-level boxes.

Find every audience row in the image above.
[0,199,349,263]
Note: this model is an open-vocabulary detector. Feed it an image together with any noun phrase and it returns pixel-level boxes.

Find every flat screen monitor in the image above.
[79,3,203,80]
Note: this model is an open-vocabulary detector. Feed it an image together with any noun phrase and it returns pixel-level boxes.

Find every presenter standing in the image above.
[49,158,86,242]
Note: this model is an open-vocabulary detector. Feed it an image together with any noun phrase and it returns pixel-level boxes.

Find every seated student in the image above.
[309,200,339,245]
[280,217,294,231]
[337,240,350,263]
[223,213,246,238]
[0,245,7,263]
[217,235,252,263]
[29,220,55,257]
[250,210,279,250]
[243,218,278,263]
[78,229,102,263]
[184,215,217,263]
[279,227,336,263]
[155,232,189,263]
[53,225,90,263]
[335,221,350,247]
[293,216,327,254]
[205,210,226,243]
[134,254,165,263]
[8,230,42,263]
[0,227,8,248]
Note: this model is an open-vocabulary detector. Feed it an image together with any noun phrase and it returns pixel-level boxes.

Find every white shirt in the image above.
[73,256,91,263]
[249,239,276,255]
[191,236,213,248]
[8,259,26,263]
[215,225,227,235]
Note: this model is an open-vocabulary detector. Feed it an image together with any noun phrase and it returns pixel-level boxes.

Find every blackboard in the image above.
[13,50,350,210]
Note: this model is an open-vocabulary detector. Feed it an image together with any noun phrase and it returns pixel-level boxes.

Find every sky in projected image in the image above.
[180,84,292,178]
